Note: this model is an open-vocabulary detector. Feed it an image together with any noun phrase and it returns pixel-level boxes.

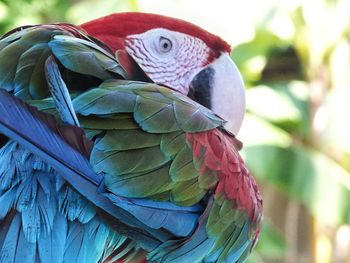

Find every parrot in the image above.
[0,12,262,263]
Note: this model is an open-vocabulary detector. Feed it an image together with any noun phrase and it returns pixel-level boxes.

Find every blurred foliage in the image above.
[236,0,350,224]
[233,0,350,262]
[0,0,349,262]
[0,0,138,34]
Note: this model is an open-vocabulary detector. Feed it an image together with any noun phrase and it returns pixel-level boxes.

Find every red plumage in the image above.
[187,130,262,223]
[80,12,231,59]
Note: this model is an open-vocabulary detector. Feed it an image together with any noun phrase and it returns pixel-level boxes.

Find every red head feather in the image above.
[80,12,231,54]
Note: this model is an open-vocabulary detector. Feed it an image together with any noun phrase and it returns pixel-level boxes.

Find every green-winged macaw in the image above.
[0,12,262,263]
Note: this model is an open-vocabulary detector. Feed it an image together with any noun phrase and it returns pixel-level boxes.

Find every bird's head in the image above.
[80,12,245,135]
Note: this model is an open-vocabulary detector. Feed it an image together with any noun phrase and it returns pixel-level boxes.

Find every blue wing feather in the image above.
[63,221,84,263]
[0,188,16,219]
[106,193,203,237]
[79,218,110,263]
[0,89,169,249]
[14,226,36,263]
[0,213,21,263]
[45,56,80,126]
[38,213,67,263]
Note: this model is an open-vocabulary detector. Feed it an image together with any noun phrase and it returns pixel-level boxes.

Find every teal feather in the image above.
[160,132,186,159]
[49,36,126,80]
[169,146,199,182]
[57,186,96,223]
[104,165,173,198]
[45,56,80,126]
[14,43,50,99]
[0,213,22,263]
[91,146,170,176]
[95,129,161,152]
[38,213,67,263]
[13,225,36,263]
[149,220,216,263]
[0,189,16,220]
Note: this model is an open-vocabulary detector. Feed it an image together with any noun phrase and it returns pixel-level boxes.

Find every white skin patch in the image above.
[125,28,211,94]
[125,29,246,135]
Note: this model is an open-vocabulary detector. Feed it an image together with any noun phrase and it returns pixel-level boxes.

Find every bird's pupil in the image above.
[159,37,172,52]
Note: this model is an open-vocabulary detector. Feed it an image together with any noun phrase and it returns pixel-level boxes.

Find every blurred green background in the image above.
[0,0,349,262]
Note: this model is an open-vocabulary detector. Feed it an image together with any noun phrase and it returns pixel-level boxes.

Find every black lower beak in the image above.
[188,67,215,110]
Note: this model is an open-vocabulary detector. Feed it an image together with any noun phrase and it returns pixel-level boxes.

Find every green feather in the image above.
[75,80,224,133]
[14,43,51,99]
[95,129,161,152]
[173,100,222,132]
[219,200,239,225]
[91,146,170,176]
[207,201,226,236]
[210,222,238,253]
[0,41,28,92]
[206,198,252,262]
[104,165,173,198]
[49,36,126,80]
[0,28,28,46]
[218,222,249,262]
[20,27,56,44]
[51,35,116,62]
[83,129,102,139]
[79,115,138,130]
[134,95,179,133]
[198,169,218,189]
[73,88,136,115]
[169,146,198,182]
[171,178,206,204]
[160,132,186,159]
[27,98,56,112]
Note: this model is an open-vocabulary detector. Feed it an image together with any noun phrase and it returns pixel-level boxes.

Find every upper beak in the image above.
[189,53,246,135]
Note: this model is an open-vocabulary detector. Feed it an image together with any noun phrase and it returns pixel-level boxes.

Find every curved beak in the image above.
[189,53,246,135]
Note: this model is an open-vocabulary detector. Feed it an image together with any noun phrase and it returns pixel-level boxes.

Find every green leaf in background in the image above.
[246,85,301,124]
[249,219,287,262]
[232,30,289,85]
[245,81,310,136]
[239,113,292,147]
[243,144,350,226]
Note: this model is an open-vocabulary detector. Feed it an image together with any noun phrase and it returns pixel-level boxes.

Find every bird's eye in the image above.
[159,37,172,53]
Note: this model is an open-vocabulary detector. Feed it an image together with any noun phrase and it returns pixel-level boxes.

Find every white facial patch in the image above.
[125,28,211,94]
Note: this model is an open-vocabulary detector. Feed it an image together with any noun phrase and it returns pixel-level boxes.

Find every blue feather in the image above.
[0,143,18,190]
[101,232,131,262]
[58,186,96,223]
[225,222,251,263]
[20,201,40,243]
[13,225,36,263]
[106,194,203,237]
[0,213,21,262]
[36,184,57,235]
[63,219,110,263]
[149,221,216,262]
[45,56,80,126]
[0,90,167,249]
[0,212,15,253]
[63,221,84,263]
[0,189,16,219]
[38,213,67,263]
[79,217,110,263]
